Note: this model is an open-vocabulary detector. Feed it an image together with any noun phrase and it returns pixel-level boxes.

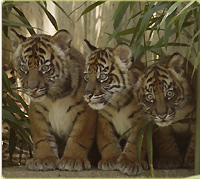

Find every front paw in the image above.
[117,154,143,175]
[154,156,183,169]
[26,157,59,171]
[59,157,91,171]
[98,159,118,171]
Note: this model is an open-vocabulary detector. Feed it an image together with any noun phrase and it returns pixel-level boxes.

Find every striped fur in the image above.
[83,40,148,175]
[10,29,97,171]
[136,53,196,169]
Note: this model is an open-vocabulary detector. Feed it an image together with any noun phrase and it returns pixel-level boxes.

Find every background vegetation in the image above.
[2,1,200,175]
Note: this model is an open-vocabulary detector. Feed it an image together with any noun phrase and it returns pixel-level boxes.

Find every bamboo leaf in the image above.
[2,109,32,146]
[12,91,29,112]
[107,22,126,45]
[9,128,17,161]
[12,6,36,35]
[145,122,154,178]
[113,127,133,153]
[164,10,176,49]
[159,1,182,27]
[113,2,130,29]
[2,19,42,30]
[2,69,13,95]
[77,1,105,21]
[187,29,200,61]
[136,121,150,162]
[52,1,73,23]
[37,2,58,30]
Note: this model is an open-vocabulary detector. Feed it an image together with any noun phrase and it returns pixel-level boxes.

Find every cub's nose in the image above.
[83,91,93,100]
[157,113,167,119]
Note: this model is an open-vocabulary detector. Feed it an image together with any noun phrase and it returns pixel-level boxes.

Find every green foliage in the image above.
[2,68,32,165]
[2,1,71,37]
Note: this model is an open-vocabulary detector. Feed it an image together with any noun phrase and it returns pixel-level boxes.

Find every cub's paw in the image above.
[98,159,118,171]
[26,157,59,171]
[141,160,149,170]
[184,156,194,168]
[58,157,91,171]
[154,157,183,169]
[117,155,143,175]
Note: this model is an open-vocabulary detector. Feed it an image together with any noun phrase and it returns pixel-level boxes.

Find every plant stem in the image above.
[194,4,200,175]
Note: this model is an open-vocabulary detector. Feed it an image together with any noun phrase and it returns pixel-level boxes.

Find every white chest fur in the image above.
[47,97,79,138]
[106,105,133,136]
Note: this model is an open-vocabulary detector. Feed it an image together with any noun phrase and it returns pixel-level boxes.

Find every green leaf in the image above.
[9,128,17,161]
[187,29,200,61]
[145,122,154,178]
[159,1,182,27]
[37,2,58,30]
[2,69,13,95]
[113,2,130,29]
[2,109,32,146]
[116,27,136,37]
[107,22,126,45]
[77,1,105,21]
[113,126,133,153]
[12,91,29,112]
[12,6,36,35]
[2,19,42,30]
[164,10,176,49]
[52,1,73,25]
[136,121,150,162]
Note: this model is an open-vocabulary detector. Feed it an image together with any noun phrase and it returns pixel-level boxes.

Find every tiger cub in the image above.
[136,53,196,169]
[10,29,97,171]
[83,40,148,175]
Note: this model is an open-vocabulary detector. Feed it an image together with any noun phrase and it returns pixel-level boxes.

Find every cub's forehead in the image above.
[143,64,173,86]
[86,47,113,73]
[21,34,51,50]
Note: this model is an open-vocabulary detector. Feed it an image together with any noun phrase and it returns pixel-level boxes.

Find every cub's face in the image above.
[10,29,72,102]
[138,54,193,127]
[83,40,133,110]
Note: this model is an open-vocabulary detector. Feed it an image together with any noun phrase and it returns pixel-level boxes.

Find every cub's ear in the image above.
[10,28,26,51]
[51,29,72,52]
[167,53,185,75]
[130,67,144,89]
[83,39,97,56]
[113,43,133,69]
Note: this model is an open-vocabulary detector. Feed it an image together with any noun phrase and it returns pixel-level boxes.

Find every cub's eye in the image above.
[20,65,28,73]
[84,73,89,81]
[41,65,50,73]
[145,94,154,102]
[99,73,108,82]
[166,90,175,99]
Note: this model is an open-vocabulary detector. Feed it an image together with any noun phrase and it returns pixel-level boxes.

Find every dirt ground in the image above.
[2,166,200,178]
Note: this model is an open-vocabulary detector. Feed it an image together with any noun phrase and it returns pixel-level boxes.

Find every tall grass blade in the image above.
[77,1,105,21]
[145,122,154,178]
[159,1,182,27]
[12,6,36,35]
[113,2,130,29]
[37,2,58,30]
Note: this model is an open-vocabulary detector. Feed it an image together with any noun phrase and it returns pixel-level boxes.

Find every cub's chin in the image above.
[155,121,173,127]
[88,102,105,110]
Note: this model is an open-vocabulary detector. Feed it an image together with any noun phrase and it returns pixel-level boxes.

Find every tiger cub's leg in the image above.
[153,126,183,169]
[59,107,97,171]
[117,123,146,175]
[26,103,59,171]
[97,115,121,171]
[184,123,195,168]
